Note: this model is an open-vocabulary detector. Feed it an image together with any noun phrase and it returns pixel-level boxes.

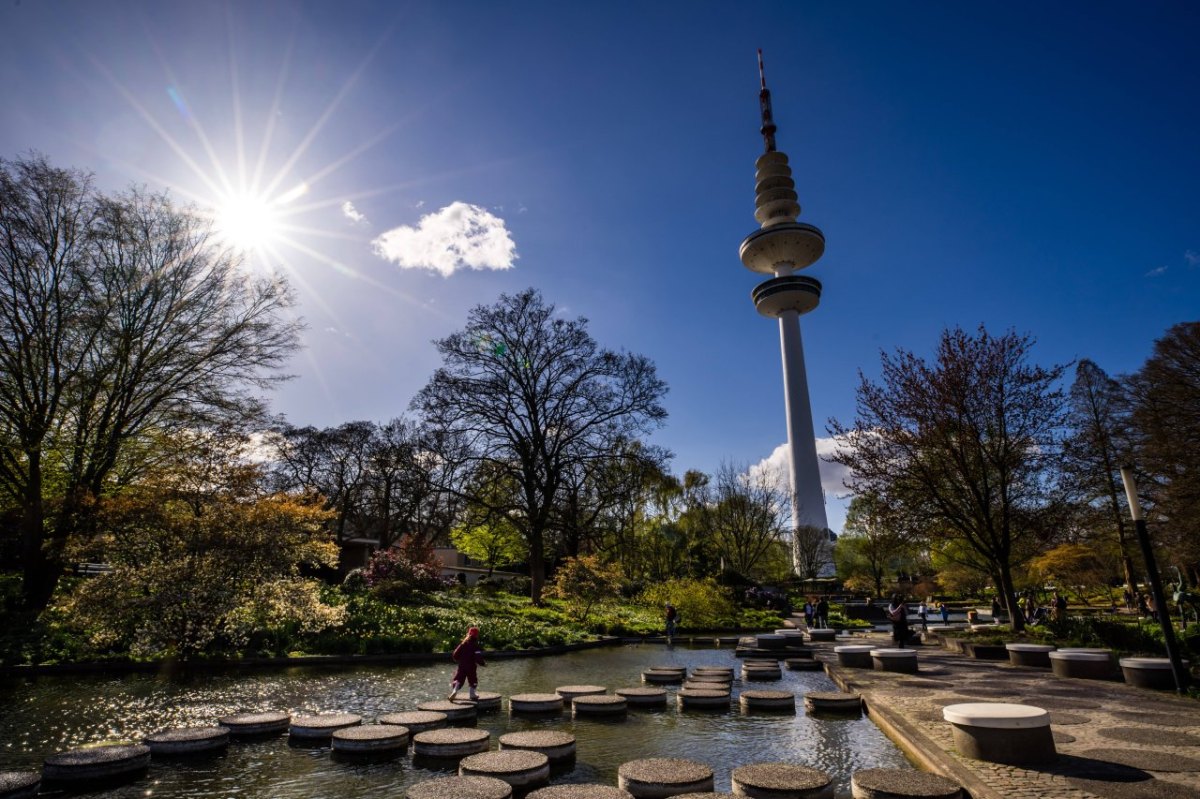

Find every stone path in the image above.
[818,631,1200,799]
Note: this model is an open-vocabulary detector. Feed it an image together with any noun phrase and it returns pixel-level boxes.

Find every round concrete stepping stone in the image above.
[461,750,551,788]
[683,682,731,694]
[757,634,788,650]
[731,762,833,798]
[742,668,782,681]
[1077,748,1200,772]
[144,726,229,756]
[380,710,448,733]
[692,667,734,677]
[467,691,504,711]
[739,690,796,712]
[509,693,565,713]
[573,694,628,716]
[834,645,876,668]
[218,711,290,737]
[850,767,962,799]
[1120,657,1190,690]
[688,672,732,682]
[413,728,491,758]
[557,684,607,703]
[618,757,714,798]
[808,629,837,641]
[290,712,362,740]
[617,687,669,707]
[0,771,40,799]
[1050,650,1116,680]
[942,703,1055,765]
[499,730,577,763]
[1016,696,1100,711]
[406,775,513,799]
[332,723,409,756]
[1099,727,1200,746]
[419,699,479,722]
[528,787,635,799]
[786,659,823,671]
[871,648,919,673]
[1005,643,1055,668]
[43,743,151,785]
[804,692,862,713]
[643,670,684,684]
[677,688,730,709]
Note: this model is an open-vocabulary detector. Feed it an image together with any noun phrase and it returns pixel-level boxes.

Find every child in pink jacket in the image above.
[449,626,485,700]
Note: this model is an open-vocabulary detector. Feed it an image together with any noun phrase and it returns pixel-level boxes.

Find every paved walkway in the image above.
[813,630,1200,799]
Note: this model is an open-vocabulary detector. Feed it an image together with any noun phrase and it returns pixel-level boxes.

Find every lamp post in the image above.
[1119,466,1189,694]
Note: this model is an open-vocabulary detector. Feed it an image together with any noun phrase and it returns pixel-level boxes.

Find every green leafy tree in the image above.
[641,577,738,629]
[451,517,527,577]
[547,554,622,622]
[835,494,919,597]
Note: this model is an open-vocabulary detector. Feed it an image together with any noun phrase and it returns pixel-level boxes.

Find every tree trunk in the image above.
[997,560,1025,632]
[529,529,545,606]
[20,451,56,610]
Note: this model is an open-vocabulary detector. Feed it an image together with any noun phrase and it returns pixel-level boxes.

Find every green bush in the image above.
[641,577,739,629]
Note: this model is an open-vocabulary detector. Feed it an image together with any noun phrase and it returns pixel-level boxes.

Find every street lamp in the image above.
[1119,466,1189,694]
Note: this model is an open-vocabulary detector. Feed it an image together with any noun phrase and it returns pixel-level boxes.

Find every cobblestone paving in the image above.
[817,632,1200,799]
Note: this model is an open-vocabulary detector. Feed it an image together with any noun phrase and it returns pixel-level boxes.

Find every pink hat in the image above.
[467,627,480,637]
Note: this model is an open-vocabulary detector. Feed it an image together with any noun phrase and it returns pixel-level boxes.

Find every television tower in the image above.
[739,51,829,571]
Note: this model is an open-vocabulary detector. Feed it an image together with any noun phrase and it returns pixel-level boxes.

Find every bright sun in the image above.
[213,192,282,253]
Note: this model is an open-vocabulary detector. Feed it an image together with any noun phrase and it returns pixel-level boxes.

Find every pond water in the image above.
[0,645,911,797]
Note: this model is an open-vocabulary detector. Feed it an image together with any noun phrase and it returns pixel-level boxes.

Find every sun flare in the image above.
[211,182,308,255]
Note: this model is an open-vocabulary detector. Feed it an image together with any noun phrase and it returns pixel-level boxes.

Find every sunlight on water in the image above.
[0,646,910,797]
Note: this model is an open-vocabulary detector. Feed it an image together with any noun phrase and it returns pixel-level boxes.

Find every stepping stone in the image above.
[379,710,448,733]
[739,690,796,712]
[413,728,491,758]
[804,692,862,714]
[871,648,918,674]
[454,692,503,711]
[649,665,687,674]
[1120,657,1190,690]
[218,711,290,737]
[509,693,564,714]
[0,771,40,799]
[692,667,734,677]
[144,726,229,756]
[786,659,823,671]
[942,703,1055,766]
[1005,643,1055,668]
[290,712,362,740]
[834,645,876,668]
[731,762,833,799]
[616,687,669,707]
[528,786,634,799]
[683,682,731,693]
[556,684,607,703]
[332,724,409,757]
[460,750,551,788]
[418,699,478,722]
[406,775,513,799]
[43,743,151,786]
[742,668,782,681]
[808,629,837,642]
[677,689,729,709]
[573,695,628,716]
[618,758,714,798]
[1049,650,1116,680]
[757,634,788,650]
[643,670,684,684]
[499,730,577,763]
[851,767,963,799]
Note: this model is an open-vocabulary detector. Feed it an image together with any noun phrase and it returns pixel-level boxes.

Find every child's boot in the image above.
[468,687,478,700]
[448,681,459,700]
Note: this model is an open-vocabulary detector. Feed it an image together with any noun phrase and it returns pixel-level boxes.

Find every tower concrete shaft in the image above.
[740,53,829,571]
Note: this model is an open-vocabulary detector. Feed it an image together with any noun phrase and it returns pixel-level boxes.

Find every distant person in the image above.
[917,601,928,631]
[665,603,680,641]
[803,599,815,629]
[887,594,909,648]
[1052,591,1067,622]
[991,596,1003,623]
[449,626,485,700]
[1145,594,1157,622]
[815,597,829,629]
[939,602,950,624]
[1136,593,1149,618]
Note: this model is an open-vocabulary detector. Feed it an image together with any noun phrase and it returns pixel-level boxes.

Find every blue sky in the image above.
[2,2,1197,532]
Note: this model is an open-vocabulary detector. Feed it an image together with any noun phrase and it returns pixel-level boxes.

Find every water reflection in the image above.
[0,645,910,797]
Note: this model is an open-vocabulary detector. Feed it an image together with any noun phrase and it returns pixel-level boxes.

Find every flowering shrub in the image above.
[364,537,452,603]
[641,577,738,629]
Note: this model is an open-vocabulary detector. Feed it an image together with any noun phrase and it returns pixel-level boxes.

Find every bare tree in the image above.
[415,289,667,604]
[698,462,789,579]
[0,155,300,609]
[830,326,1068,631]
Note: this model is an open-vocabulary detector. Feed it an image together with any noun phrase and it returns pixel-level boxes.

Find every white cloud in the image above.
[1145,265,1169,277]
[1185,249,1200,267]
[341,201,367,224]
[748,438,854,500]
[372,202,517,277]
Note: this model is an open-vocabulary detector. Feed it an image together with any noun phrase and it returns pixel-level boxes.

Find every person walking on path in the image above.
[917,601,928,631]
[803,599,815,630]
[939,602,950,624]
[449,627,485,700]
[887,594,909,648]
[664,603,679,641]
[1052,591,1068,622]
[815,597,829,629]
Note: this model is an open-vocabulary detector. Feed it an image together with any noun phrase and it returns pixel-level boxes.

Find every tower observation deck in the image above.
[739,51,830,572]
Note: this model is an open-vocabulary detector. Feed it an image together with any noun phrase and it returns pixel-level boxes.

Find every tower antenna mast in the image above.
[758,49,777,153]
